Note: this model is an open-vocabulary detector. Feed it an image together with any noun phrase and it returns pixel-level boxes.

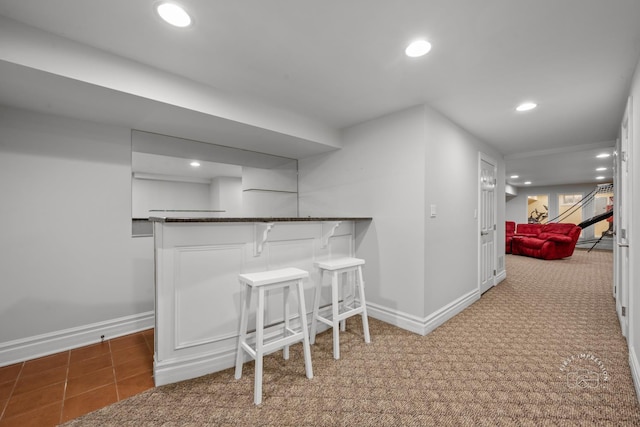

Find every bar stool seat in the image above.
[234,267,313,405]
[310,257,371,359]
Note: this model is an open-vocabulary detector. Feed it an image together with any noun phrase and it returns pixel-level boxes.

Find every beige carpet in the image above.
[63,250,640,426]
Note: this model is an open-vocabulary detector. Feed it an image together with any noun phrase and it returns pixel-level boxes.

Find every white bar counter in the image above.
[150,216,371,386]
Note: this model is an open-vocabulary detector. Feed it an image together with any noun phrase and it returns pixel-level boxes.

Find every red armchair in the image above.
[511,223,582,260]
[505,221,516,253]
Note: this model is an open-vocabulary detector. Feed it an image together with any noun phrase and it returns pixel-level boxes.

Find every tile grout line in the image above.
[58,350,71,426]
[109,338,121,402]
[0,362,24,421]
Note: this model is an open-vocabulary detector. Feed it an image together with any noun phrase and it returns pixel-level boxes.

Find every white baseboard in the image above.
[496,269,507,284]
[629,346,640,405]
[367,288,480,336]
[155,346,237,386]
[0,311,154,367]
[366,302,427,335]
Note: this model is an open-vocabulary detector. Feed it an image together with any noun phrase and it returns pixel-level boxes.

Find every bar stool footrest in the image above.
[262,333,304,355]
[240,332,306,357]
[316,306,364,324]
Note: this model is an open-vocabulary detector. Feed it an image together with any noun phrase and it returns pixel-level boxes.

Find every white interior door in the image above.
[615,97,631,337]
[479,155,496,294]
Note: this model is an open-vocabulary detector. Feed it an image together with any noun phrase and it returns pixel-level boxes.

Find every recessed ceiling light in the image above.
[156,2,192,27]
[510,175,519,179]
[596,176,606,180]
[596,153,610,158]
[596,167,607,171]
[524,181,532,185]
[405,40,432,57]
[190,161,201,167]
[516,102,537,112]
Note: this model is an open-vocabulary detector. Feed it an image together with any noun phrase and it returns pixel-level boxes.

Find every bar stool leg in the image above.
[357,266,371,344]
[235,283,251,379]
[283,284,290,360]
[254,287,265,405]
[340,271,347,332]
[309,271,322,345]
[296,278,314,379]
[331,271,341,360]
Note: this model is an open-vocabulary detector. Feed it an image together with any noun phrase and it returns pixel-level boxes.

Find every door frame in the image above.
[615,96,632,338]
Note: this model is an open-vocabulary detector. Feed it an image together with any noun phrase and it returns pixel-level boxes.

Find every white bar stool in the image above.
[234,267,313,405]
[310,257,371,359]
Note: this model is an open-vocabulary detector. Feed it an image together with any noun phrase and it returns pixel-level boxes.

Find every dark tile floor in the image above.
[0,329,155,427]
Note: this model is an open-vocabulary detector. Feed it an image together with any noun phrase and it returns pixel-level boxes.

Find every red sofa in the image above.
[515,223,542,236]
[505,221,516,253]
[511,222,581,260]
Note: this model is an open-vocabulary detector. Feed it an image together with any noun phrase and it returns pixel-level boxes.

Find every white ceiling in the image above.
[1,0,640,187]
[505,144,615,188]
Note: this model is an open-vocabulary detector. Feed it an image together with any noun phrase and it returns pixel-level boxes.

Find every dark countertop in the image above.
[149,217,372,223]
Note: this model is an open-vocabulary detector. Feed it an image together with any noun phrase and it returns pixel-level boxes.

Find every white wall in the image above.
[241,164,299,216]
[299,104,505,332]
[0,98,508,360]
[0,106,154,360]
[132,178,212,217]
[241,191,298,217]
[423,106,505,316]
[299,105,427,319]
[211,176,242,216]
[242,164,298,193]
